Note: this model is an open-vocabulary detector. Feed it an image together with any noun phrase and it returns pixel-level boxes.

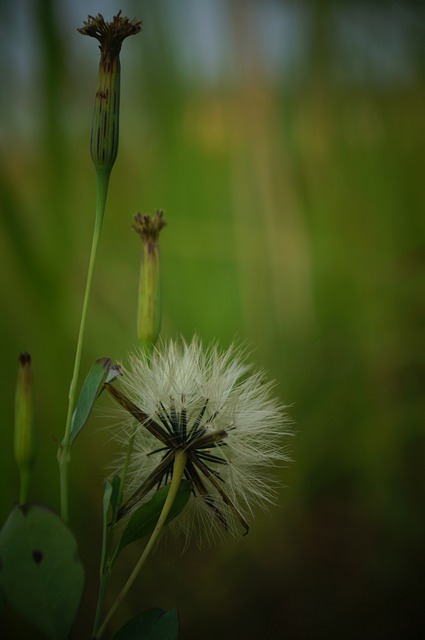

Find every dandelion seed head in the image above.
[109,337,291,545]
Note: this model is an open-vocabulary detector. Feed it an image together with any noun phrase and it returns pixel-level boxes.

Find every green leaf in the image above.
[100,480,113,576]
[109,474,122,513]
[68,357,111,446]
[111,608,179,640]
[116,480,192,556]
[0,504,84,640]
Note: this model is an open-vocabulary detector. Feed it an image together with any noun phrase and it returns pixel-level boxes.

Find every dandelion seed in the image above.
[108,337,291,544]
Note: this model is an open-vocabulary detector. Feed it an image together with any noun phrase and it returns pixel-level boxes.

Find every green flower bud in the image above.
[14,353,35,504]
[78,12,142,173]
[133,211,166,349]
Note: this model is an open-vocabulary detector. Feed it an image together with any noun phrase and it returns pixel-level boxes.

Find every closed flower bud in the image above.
[78,12,142,173]
[133,211,166,349]
[14,353,35,503]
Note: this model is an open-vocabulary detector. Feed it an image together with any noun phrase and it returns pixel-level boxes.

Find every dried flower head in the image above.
[108,338,291,544]
[78,11,142,58]
[78,12,142,173]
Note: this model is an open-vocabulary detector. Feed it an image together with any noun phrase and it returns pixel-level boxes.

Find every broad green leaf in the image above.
[68,357,111,446]
[116,480,192,555]
[0,504,84,640]
[111,608,179,640]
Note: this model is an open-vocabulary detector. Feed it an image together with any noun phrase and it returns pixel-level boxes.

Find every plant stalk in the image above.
[94,449,187,639]
[59,168,110,522]
[92,428,137,635]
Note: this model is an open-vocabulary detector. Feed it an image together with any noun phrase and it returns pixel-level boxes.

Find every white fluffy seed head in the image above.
[110,336,292,546]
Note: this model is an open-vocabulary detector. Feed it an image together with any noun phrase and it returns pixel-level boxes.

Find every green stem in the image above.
[18,469,30,505]
[95,450,188,640]
[59,168,111,522]
[92,428,137,636]
[93,576,108,638]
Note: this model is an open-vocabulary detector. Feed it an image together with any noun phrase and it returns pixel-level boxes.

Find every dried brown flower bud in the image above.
[78,12,142,172]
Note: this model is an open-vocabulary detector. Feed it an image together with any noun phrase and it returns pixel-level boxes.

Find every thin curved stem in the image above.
[94,449,187,639]
[59,169,110,522]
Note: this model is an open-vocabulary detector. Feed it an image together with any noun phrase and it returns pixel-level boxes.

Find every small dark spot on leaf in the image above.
[32,550,43,565]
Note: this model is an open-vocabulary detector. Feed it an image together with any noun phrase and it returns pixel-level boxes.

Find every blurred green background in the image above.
[1,0,424,638]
